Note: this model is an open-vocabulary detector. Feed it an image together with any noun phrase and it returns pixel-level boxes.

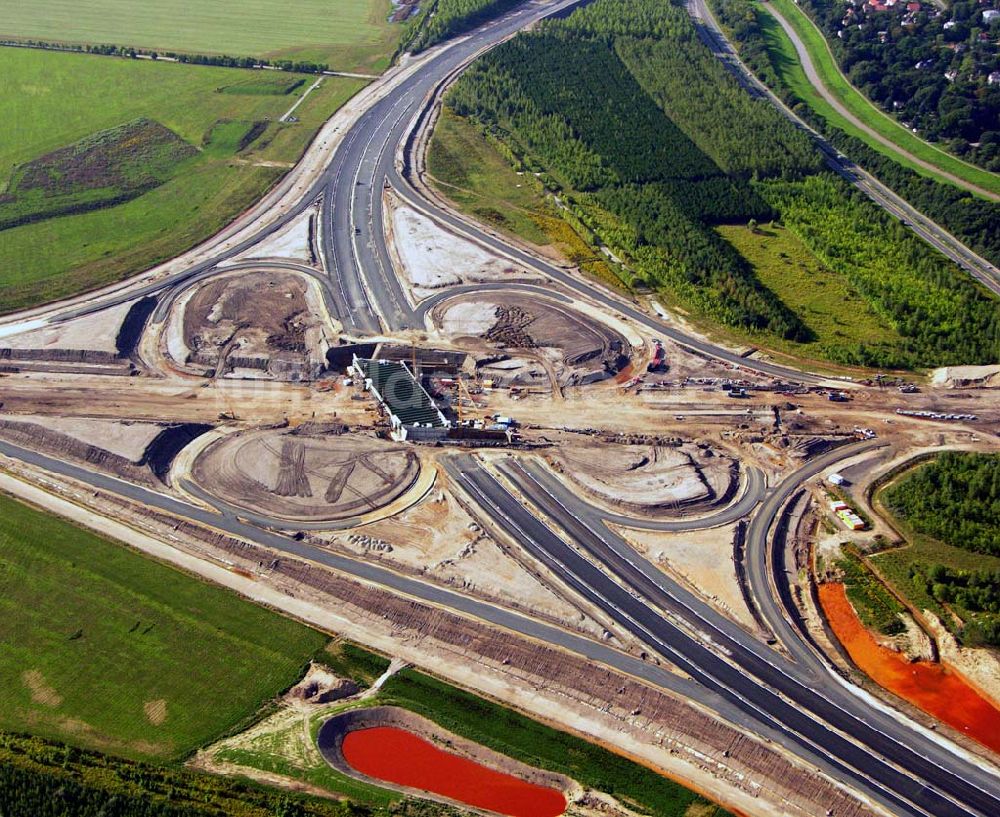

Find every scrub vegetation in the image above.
[835,550,906,636]
[873,453,1000,647]
[441,0,1000,369]
[0,0,400,74]
[715,223,902,360]
[0,492,327,761]
[0,118,196,230]
[0,47,365,314]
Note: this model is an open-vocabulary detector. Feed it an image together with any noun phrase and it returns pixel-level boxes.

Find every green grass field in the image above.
[0,0,399,74]
[716,223,902,363]
[0,47,365,314]
[763,0,1000,198]
[0,491,328,761]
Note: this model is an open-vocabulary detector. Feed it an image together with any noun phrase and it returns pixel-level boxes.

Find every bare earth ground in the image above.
[0,299,134,353]
[612,522,755,630]
[385,191,544,301]
[191,428,419,522]
[333,469,619,639]
[0,415,165,462]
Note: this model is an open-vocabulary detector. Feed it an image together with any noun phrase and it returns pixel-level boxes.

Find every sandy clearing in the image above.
[388,197,543,300]
[1,300,135,354]
[233,208,315,264]
[22,670,62,708]
[612,523,757,630]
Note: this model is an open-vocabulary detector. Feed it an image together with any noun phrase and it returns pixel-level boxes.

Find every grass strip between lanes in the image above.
[763,0,1000,198]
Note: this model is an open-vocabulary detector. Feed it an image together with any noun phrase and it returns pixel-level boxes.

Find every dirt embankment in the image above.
[115,296,159,360]
[317,706,573,794]
[0,419,210,486]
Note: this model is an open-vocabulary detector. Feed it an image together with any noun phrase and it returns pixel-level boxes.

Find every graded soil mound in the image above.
[318,706,569,817]
[190,429,420,522]
[432,293,629,388]
[551,443,735,512]
[0,417,210,487]
[169,270,331,381]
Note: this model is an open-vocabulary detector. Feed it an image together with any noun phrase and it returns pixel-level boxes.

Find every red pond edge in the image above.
[341,725,566,817]
[819,582,1000,755]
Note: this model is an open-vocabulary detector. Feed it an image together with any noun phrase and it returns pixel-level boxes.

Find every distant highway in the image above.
[686,0,1000,297]
[763,0,999,203]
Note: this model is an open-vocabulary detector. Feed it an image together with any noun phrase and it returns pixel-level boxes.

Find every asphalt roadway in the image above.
[6,2,1000,814]
[470,454,1000,817]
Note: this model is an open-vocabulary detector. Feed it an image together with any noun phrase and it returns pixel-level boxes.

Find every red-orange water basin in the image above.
[819,582,1000,755]
[341,726,566,817]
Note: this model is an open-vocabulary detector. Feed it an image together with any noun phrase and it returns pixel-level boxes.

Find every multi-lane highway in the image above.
[461,454,1000,817]
[4,2,1000,815]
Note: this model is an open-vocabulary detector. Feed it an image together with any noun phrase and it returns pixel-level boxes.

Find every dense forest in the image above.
[884,452,1000,557]
[445,0,1000,367]
[796,0,1000,171]
[402,0,523,52]
[0,733,359,817]
[712,0,1000,269]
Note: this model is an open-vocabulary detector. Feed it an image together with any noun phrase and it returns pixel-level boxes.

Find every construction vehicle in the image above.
[646,340,668,373]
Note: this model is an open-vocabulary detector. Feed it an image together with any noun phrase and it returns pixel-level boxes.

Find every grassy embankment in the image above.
[0,47,366,314]
[762,0,1000,198]
[715,223,901,364]
[0,491,327,761]
[0,0,399,74]
[426,108,623,290]
[212,641,729,817]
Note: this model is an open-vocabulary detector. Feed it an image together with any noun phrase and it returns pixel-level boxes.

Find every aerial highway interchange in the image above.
[1,1,999,816]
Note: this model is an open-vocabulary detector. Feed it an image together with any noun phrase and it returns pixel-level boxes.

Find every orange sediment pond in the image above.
[819,582,1000,755]
[341,726,566,817]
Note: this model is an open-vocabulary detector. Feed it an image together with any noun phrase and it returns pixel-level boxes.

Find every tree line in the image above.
[402,0,524,52]
[0,39,329,73]
[759,174,1000,368]
[885,452,1000,557]
[0,731,466,817]
[909,563,1000,647]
